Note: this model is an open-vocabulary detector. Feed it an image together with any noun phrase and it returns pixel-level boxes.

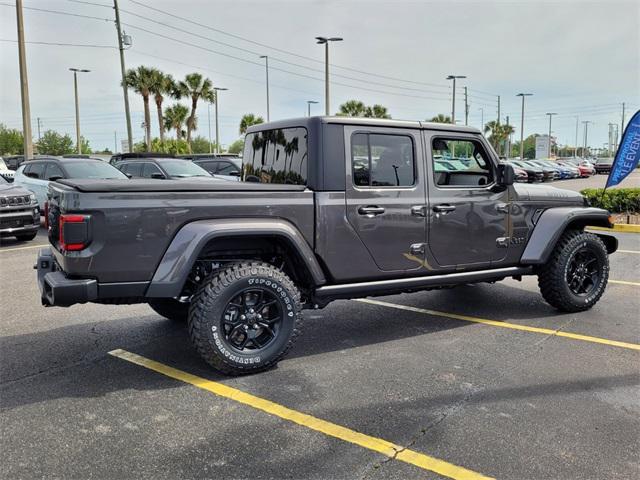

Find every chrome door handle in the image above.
[433,204,456,213]
[358,205,385,216]
[411,205,427,217]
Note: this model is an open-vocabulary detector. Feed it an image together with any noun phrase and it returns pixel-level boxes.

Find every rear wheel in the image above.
[538,230,609,312]
[148,298,189,322]
[188,261,302,375]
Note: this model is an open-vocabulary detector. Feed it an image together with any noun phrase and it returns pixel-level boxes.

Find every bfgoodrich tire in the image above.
[538,230,609,312]
[148,298,189,322]
[188,262,302,375]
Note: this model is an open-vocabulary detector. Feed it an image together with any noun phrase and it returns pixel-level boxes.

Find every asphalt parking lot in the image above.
[1,183,639,479]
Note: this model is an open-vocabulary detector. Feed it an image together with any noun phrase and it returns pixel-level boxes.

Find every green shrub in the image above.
[580,188,640,213]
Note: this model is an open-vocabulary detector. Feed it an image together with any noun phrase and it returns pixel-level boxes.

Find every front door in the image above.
[344,126,427,272]
[424,131,509,269]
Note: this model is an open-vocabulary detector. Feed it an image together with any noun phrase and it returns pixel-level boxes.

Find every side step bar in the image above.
[314,266,533,301]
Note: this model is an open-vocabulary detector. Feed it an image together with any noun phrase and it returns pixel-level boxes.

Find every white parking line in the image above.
[0,244,48,253]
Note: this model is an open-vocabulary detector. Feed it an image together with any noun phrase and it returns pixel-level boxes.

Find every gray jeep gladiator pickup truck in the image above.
[37,117,617,375]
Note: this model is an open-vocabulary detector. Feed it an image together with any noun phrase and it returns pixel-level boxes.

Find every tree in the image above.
[37,130,74,155]
[429,114,452,124]
[368,104,391,119]
[123,65,156,150]
[164,103,189,140]
[239,113,264,135]
[0,124,24,155]
[484,121,514,156]
[227,139,244,154]
[148,69,175,143]
[191,135,218,154]
[175,73,215,151]
[511,134,537,159]
[337,100,392,118]
[80,136,92,154]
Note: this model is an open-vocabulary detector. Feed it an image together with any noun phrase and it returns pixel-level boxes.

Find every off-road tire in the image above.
[538,229,609,312]
[148,298,189,322]
[188,261,302,375]
[15,232,37,241]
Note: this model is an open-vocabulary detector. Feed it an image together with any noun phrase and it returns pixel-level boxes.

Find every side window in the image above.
[45,163,65,180]
[120,162,141,177]
[351,133,415,187]
[431,138,493,187]
[142,163,163,178]
[197,161,218,175]
[27,163,45,179]
[216,161,238,175]
[21,163,31,176]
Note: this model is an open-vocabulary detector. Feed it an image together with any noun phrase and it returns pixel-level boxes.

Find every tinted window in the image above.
[242,127,308,185]
[63,161,127,179]
[351,133,415,187]
[431,138,493,187]
[45,163,65,180]
[158,160,210,177]
[216,161,240,175]
[142,162,164,178]
[26,162,45,179]
[195,161,217,175]
[120,162,141,177]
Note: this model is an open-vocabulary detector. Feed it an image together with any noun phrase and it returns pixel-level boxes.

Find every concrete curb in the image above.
[588,224,640,233]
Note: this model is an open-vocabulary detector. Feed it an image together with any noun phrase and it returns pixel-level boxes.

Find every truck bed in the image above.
[57,179,308,192]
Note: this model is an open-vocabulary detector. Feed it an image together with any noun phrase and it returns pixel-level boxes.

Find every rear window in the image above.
[242,127,308,185]
[158,160,210,177]
[63,161,128,179]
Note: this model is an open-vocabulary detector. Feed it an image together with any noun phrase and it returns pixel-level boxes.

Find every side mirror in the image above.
[498,163,515,186]
[48,175,63,182]
[151,172,166,179]
[228,170,241,177]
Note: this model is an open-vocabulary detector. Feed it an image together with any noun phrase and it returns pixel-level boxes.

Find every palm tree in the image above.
[164,104,189,140]
[429,114,452,124]
[123,66,155,149]
[148,70,175,143]
[484,121,515,155]
[337,100,367,117]
[175,73,215,151]
[366,104,391,119]
[239,114,265,135]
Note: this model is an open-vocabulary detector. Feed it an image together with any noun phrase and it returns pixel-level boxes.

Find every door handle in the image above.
[411,205,427,217]
[433,204,456,213]
[357,205,385,216]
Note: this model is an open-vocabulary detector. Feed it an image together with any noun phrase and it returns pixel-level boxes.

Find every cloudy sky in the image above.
[1,0,638,152]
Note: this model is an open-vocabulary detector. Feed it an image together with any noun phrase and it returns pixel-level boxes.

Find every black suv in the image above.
[178,154,242,179]
[116,157,214,179]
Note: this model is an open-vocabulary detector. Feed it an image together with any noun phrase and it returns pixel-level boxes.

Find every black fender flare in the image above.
[520,207,617,265]
[146,218,326,297]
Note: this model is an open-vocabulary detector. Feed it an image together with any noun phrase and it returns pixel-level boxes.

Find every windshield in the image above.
[63,161,128,179]
[0,158,7,170]
[160,160,211,177]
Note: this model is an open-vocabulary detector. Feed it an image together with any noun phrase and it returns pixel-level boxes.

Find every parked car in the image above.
[36,116,618,376]
[531,160,571,179]
[562,158,594,177]
[522,161,556,181]
[14,157,128,209]
[512,165,529,182]
[109,152,173,166]
[594,158,613,174]
[508,160,544,182]
[116,157,219,180]
[0,157,15,182]
[3,155,26,171]
[179,154,243,181]
[0,175,40,241]
[555,161,581,178]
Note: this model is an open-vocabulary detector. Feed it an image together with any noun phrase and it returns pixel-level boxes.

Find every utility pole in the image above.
[213,87,228,154]
[479,107,484,131]
[114,130,117,153]
[16,0,33,159]
[516,93,533,160]
[607,123,615,157]
[574,116,579,158]
[446,75,466,124]
[37,117,41,142]
[114,0,132,151]
[497,95,501,124]
[259,55,270,122]
[505,115,511,158]
[70,68,90,154]
[621,102,626,132]
[582,120,591,157]
[546,112,557,158]
[207,103,212,154]
[316,36,343,116]
[464,86,469,126]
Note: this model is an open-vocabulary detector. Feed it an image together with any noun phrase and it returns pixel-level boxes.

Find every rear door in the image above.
[120,162,143,178]
[21,161,48,208]
[344,126,427,272]
[423,131,509,268]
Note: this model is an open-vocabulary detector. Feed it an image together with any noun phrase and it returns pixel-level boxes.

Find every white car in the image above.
[14,157,128,210]
[0,157,14,182]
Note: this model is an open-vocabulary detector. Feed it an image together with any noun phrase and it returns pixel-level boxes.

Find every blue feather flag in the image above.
[606,109,640,188]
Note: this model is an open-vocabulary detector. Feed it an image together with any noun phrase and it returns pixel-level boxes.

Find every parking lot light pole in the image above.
[546,113,557,158]
[69,68,90,154]
[213,87,228,154]
[16,0,33,159]
[516,93,533,160]
[316,36,343,115]
[446,75,466,124]
[259,55,270,122]
[307,100,318,117]
[582,120,591,157]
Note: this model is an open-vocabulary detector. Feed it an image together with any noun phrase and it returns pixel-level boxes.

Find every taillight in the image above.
[44,201,49,229]
[59,214,90,252]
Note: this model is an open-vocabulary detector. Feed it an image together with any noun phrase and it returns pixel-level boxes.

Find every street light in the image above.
[307,100,319,117]
[316,36,343,115]
[69,68,90,154]
[546,112,557,158]
[213,87,228,154]
[478,107,484,132]
[516,93,533,160]
[446,75,466,124]
[259,55,270,121]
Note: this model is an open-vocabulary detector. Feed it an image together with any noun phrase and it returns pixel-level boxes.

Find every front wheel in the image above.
[188,262,302,375]
[538,230,609,312]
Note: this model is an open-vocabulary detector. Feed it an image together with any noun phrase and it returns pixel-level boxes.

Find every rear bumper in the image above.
[37,248,97,306]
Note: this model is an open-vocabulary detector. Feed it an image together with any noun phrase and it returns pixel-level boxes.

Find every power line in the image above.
[0,38,115,48]
[0,2,112,22]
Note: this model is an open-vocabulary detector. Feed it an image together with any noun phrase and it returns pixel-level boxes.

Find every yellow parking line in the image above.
[109,349,493,480]
[0,243,47,253]
[356,299,640,351]
[609,279,640,286]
